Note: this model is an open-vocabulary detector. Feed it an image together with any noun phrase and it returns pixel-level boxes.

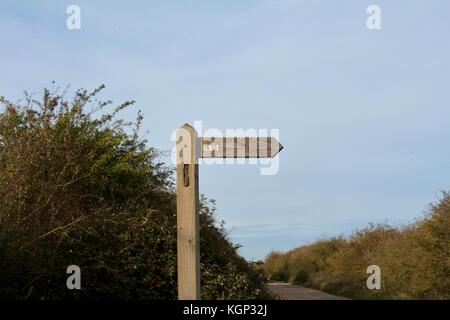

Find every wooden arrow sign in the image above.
[200,137,283,158]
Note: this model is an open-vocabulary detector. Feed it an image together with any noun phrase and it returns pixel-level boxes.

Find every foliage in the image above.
[264,194,450,299]
[0,85,270,300]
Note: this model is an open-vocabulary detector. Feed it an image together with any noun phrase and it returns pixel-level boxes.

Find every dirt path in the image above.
[268,282,349,300]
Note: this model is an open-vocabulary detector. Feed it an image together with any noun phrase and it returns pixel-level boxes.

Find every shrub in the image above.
[264,194,450,299]
[0,85,270,300]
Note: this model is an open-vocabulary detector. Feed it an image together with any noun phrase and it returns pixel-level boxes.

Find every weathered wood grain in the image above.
[176,124,200,300]
[200,137,283,158]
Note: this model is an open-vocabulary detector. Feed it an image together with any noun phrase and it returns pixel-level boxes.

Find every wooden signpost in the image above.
[176,124,283,300]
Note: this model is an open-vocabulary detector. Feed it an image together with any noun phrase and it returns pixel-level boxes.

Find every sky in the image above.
[1,1,449,260]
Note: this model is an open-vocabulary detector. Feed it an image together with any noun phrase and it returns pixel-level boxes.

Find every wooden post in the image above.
[176,124,200,300]
[175,124,283,299]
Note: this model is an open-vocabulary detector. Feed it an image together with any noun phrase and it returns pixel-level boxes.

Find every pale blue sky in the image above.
[1,1,449,260]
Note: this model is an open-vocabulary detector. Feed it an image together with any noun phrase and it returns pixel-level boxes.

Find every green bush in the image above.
[0,85,270,300]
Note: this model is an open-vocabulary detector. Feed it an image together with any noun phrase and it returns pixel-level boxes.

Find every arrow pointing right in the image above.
[200,137,284,158]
